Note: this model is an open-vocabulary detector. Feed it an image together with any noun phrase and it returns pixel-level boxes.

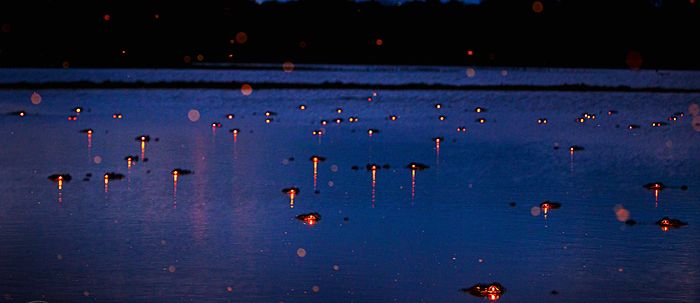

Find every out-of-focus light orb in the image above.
[328,180,334,187]
[154,14,160,20]
[62,61,70,69]
[530,206,541,216]
[467,50,474,56]
[103,14,111,21]
[241,84,253,96]
[296,248,307,257]
[196,54,204,62]
[330,164,338,172]
[532,1,544,13]
[30,92,42,105]
[283,61,295,73]
[689,103,699,116]
[187,109,201,122]
[626,51,643,70]
[375,38,383,46]
[312,285,320,293]
[93,156,102,164]
[168,265,176,273]
[333,265,340,271]
[226,286,233,292]
[500,70,508,76]
[614,204,630,222]
[235,32,248,44]
[227,53,234,59]
[466,67,476,78]
[83,291,90,297]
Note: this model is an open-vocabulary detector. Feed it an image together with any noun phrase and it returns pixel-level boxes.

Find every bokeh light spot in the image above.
[30,92,42,105]
[187,109,201,122]
[241,84,253,96]
[297,248,307,257]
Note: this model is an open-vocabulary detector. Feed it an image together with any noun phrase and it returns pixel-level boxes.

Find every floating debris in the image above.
[461,283,505,301]
[474,107,487,113]
[657,217,687,228]
[226,114,235,120]
[112,113,123,119]
[211,122,222,128]
[9,110,27,117]
[296,212,321,225]
[310,156,326,162]
[651,121,668,127]
[643,183,665,191]
[282,187,300,195]
[171,168,193,175]
[456,126,467,132]
[103,172,125,180]
[67,115,78,121]
[135,135,150,142]
[48,174,72,182]
[540,201,562,211]
[406,162,429,170]
[569,145,584,152]
[537,118,548,125]
[382,164,391,169]
[366,163,380,171]
[550,290,559,295]
[628,124,640,130]
[124,155,139,162]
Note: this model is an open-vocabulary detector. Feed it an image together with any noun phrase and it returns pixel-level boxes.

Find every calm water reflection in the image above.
[1,79,699,302]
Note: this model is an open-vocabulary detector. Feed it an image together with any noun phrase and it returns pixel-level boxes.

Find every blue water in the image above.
[0,67,699,302]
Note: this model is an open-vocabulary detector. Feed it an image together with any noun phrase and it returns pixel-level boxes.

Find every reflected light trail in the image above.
[172,170,178,207]
[104,174,109,193]
[371,169,377,208]
[141,141,146,160]
[411,169,416,200]
[313,161,318,191]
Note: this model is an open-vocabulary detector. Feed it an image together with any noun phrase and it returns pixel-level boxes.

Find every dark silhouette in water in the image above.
[656,217,688,228]
[103,172,125,180]
[47,174,71,182]
[461,282,506,300]
[296,212,321,225]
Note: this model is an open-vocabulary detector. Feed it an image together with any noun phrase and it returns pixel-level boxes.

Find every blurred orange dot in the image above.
[236,32,248,44]
[196,54,204,62]
[532,1,544,13]
[31,92,42,105]
[103,14,111,21]
[241,84,253,96]
[467,50,474,56]
[283,61,294,73]
[375,39,383,46]
[62,61,70,68]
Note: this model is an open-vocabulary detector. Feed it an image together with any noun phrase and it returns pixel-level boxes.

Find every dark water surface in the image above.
[1,68,699,303]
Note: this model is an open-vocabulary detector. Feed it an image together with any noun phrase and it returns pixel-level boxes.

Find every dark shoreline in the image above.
[1,81,699,93]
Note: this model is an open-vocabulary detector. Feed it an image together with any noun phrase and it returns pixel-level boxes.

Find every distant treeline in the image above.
[0,0,698,69]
